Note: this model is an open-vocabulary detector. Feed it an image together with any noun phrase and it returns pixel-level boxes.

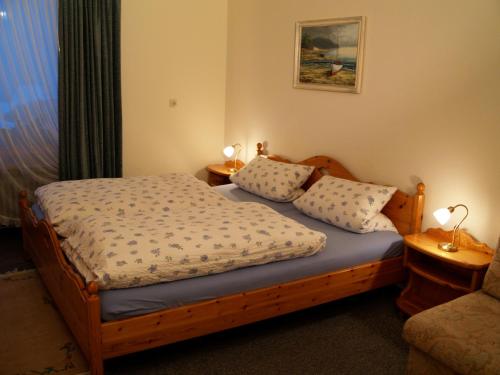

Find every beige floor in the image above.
[0,270,88,375]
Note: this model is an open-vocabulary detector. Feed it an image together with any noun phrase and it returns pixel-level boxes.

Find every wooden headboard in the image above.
[256,143,425,235]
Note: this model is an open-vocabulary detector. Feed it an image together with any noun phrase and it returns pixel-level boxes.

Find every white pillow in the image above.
[366,213,398,233]
[293,176,397,233]
[230,157,314,202]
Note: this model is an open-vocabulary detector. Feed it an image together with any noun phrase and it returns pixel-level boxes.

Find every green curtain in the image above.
[58,0,122,180]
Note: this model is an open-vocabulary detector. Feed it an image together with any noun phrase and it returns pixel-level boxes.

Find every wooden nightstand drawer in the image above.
[207,172,230,186]
[396,228,493,316]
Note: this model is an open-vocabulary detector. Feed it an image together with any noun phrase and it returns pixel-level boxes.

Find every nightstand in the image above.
[206,160,244,186]
[396,228,493,316]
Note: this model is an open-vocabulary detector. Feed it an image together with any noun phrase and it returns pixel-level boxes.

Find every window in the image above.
[0,0,58,226]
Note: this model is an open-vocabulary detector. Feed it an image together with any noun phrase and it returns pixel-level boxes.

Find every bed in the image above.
[19,144,425,374]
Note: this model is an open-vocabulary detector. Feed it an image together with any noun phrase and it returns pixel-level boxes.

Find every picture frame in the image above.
[293,17,366,93]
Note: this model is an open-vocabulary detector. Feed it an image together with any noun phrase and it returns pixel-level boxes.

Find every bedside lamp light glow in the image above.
[433,207,452,225]
[432,204,469,252]
[223,145,235,158]
[223,143,241,173]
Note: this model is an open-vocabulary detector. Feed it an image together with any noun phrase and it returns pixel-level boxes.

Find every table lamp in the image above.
[433,204,469,252]
[223,143,242,173]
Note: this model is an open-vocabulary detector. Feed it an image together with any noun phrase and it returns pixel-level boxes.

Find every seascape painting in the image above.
[294,17,365,93]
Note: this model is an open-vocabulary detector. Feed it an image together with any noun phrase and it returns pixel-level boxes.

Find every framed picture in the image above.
[293,17,366,93]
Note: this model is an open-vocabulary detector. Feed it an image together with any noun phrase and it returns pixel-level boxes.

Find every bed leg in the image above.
[87,282,104,375]
[90,359,104,375]
[88,325,104,375]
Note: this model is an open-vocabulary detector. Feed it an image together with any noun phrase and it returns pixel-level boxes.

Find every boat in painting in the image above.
[331,61,343,75]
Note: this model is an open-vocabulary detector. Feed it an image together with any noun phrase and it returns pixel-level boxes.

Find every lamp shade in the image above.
[433,207,451,225]
[223,145,235,158]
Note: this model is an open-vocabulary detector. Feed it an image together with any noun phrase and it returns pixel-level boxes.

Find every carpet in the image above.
[0,270,88,375]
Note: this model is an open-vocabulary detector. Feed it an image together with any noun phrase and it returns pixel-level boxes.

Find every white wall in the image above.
[122,0,228,179]
[225,0,500,247]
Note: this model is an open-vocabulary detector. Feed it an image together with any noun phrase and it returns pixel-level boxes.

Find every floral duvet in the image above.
[35,174,326,290]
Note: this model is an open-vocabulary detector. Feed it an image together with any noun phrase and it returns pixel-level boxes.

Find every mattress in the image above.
[33,184,403,321]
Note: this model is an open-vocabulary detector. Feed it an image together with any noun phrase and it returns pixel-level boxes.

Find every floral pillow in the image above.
[366,213,398,233]
[230,157,314,202]
[293,176,397,233]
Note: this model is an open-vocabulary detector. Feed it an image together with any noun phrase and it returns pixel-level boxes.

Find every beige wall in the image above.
[225,0,500,247]
[122,0,228,179]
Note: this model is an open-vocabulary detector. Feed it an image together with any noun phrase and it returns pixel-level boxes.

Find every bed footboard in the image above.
[18,192,104,375]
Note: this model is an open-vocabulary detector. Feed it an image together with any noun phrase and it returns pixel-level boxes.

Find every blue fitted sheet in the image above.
[96,184,403,321]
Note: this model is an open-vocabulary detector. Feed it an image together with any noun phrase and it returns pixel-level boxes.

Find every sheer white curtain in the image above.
[0,0,58,226]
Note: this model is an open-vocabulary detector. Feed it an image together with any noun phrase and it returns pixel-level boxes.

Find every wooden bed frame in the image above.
[19,144,425,374]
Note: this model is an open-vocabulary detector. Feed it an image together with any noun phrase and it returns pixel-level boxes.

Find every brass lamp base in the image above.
[438,242,458,252]
[228,168,237,174]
